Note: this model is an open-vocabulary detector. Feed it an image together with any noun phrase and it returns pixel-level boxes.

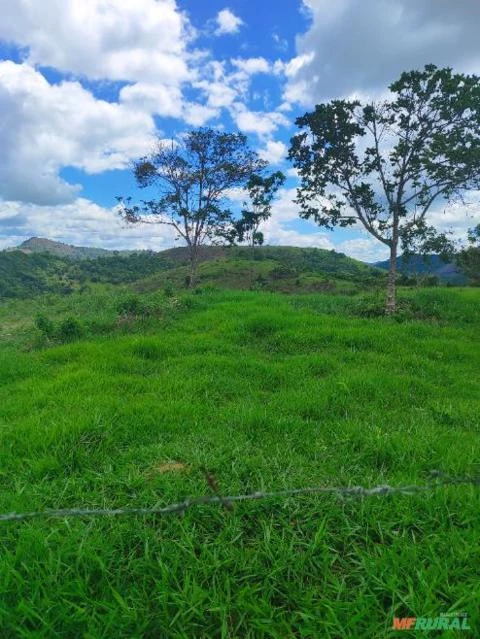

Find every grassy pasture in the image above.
[0,287,479,637]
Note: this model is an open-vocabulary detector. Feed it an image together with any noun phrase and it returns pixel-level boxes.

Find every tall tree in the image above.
[288,65,480,312]
[235,171,285,257]
[117,128,267,287]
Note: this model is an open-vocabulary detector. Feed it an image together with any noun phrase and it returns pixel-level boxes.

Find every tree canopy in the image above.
[234,171,285,254]
[289,64,480,311]
[117,128,267,286]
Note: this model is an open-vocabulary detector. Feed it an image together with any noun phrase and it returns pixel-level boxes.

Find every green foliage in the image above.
[57,316,84,342]
[235,171,285,248]
[23,290,185,350]
[163,282,174,297]
[456,225,480,285]
[269,264,296,280]
[134,246,384,294]
[376,253,466,284]
[118,128,268,286]
[0,251,65,298]
[457,247,480,285]
[0,250,174,299]
[352,295,430,321]
[35,314,55,340]
[289,64,480,310]
[76,251,173,284]
[35,314,84,344]
[116,294,146,317]
[421,274,440,287]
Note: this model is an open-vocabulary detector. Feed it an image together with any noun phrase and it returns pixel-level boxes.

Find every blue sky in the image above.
[0,0,479,260]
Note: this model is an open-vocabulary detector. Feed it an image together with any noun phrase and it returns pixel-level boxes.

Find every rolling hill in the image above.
[10,237,132,260]
[1,240,385,299]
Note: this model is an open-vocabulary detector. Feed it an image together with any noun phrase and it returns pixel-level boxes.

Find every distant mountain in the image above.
[11,237,133,260]
[374,254,466,284]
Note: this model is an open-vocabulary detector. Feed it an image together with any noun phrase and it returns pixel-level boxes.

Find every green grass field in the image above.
[0,286,479,637]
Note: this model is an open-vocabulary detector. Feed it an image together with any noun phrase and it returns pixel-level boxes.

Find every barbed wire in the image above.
[0,471,478,523]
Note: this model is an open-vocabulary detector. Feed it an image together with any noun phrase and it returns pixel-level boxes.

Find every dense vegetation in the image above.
[374,254,466,284]
[0,245,386,299]
[0,250,173,298]
[456,224,480,285]
[13,237,126,259]
[0,252,74,299]
[0,280,479,637]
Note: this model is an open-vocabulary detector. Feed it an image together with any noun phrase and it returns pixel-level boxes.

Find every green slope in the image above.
[0,251,72,298]
[0,287,479,637]
[1,244,385,299]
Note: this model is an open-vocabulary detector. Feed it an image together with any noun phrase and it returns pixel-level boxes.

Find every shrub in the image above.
[420,275,440,287]
[193,285,216,295]
[35,315,55,340]
[352,294,443,322]
[352,296,386,318]
[116,295,145,317]
[58,317,84,342]
[163,282,174,297]
[250,274,267,291]
[60,285,74,295]
[87,319,116,335]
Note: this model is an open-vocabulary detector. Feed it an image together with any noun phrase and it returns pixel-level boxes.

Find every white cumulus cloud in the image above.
[215,8,244,35]
[231,57,270,75]
[0,198,178,251]
[0,62,155,205]
[286,0,480,105]
[230,104,290,137]
[0,0,193,84]
[258,140,288,165]
[337,238,389,263]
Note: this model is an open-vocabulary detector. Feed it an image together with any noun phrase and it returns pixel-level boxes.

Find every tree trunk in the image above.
[188,246,198,289]
[386,241,397,314]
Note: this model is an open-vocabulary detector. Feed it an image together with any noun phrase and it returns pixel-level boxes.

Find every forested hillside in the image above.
[374,254,466,284]
[11,237,131,259]
[0,243,385,298]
